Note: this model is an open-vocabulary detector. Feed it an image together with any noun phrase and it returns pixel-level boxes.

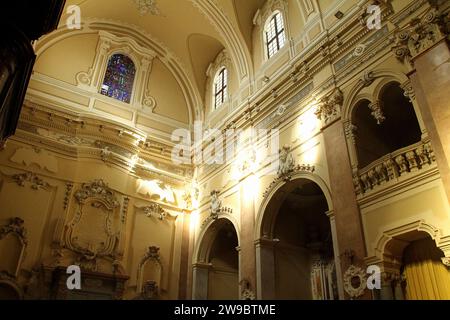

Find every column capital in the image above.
[400,79,415,102]
[392,8,449,66]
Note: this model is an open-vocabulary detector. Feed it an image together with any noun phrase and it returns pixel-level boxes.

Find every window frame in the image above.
[99,53,138,105]
[213,67,228,109]
[264,11,286,60]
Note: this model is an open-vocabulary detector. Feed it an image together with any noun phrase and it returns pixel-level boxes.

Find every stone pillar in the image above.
[322,120,370,299]
[239,179,257,298]
[192,262,211,300]
[178,212,191,299]
[409,40,450,202]
[326,210,345,300]
[393,8,450,202]
[255,238,278,299]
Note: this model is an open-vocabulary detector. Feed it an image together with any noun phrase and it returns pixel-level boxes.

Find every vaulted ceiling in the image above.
[61,0,263,102]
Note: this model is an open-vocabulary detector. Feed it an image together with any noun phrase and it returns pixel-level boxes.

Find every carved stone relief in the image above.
[368,100,386,125]
[12,172,50,190]
[143,203,167,221]
[0,217,27,277]
[277,145,296,180]
[62,180,122,272]
[343,265,367,299]
[137,246,162,298]
[392,8,449,66]
[315,88,344,125]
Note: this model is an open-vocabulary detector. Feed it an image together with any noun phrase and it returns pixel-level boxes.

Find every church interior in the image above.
[1,0,450,300]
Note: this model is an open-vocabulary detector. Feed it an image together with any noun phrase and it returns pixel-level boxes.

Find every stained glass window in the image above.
[100,54,136,103]
[265,12,286,59]
[214,67,228,109]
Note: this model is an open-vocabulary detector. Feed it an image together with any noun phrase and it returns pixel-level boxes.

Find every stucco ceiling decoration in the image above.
[132,0,161,16]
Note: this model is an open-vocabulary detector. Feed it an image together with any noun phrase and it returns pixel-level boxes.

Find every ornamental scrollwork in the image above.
[277,145,296,180]
[74,179,120,209]
[392,8,449,65]
[143,203,167,221]
[210,190,222,220]
[315,88,344,125]
[368,101,386,125]
[343,265,367,299]
[139,246,161,267]
[200,191,233,229]
[12,172,50,190]
[0,217,27,245]
[263,163,315,199]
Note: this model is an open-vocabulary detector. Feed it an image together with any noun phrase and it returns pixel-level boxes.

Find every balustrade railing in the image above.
[353,140,436,195]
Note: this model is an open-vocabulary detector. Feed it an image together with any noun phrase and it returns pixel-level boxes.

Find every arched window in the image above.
[214,67,228,109]
[264,11,286,59]
[100,54,136,104]
[353,82,422,168]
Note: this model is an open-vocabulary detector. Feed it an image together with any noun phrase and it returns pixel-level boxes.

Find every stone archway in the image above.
[371,222,450,300]
[255,177,343,300]
[192,218,239,300]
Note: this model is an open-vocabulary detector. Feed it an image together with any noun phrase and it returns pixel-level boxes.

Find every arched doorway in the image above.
[382,231,450,300]
[256,177,342,300]
[193,218,239,300]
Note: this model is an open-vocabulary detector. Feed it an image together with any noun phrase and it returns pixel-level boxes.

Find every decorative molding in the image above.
[74,179,120,209]
[277,145,295,180]
[206,50,232,111]
[392,8,449,66]
[343,265,367,299]
[368,100,386,125]
[254,0,289,27]
[75,30,157,108]
[315,87,343,125]
[139,246,161,266]
[401,79,415,102]
[368,219,444,265]
[209,190,232,220]
[137,246,162,296]
[63,183,74,210]
[143,203,167,221]
[122,197,130,224]
[143,91,157,111]
[199,190,233,229]
[12,172,50,190]
[354,140,436,195]
[210,190,221,220]
[263,162,316,199]
[63,180,122,271]
[132,0,162,16]
[359,71,376,88]
[0,217,27,245]
[344,121,357,146]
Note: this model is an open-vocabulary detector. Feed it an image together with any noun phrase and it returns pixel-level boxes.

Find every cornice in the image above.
[14,103,194,186]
